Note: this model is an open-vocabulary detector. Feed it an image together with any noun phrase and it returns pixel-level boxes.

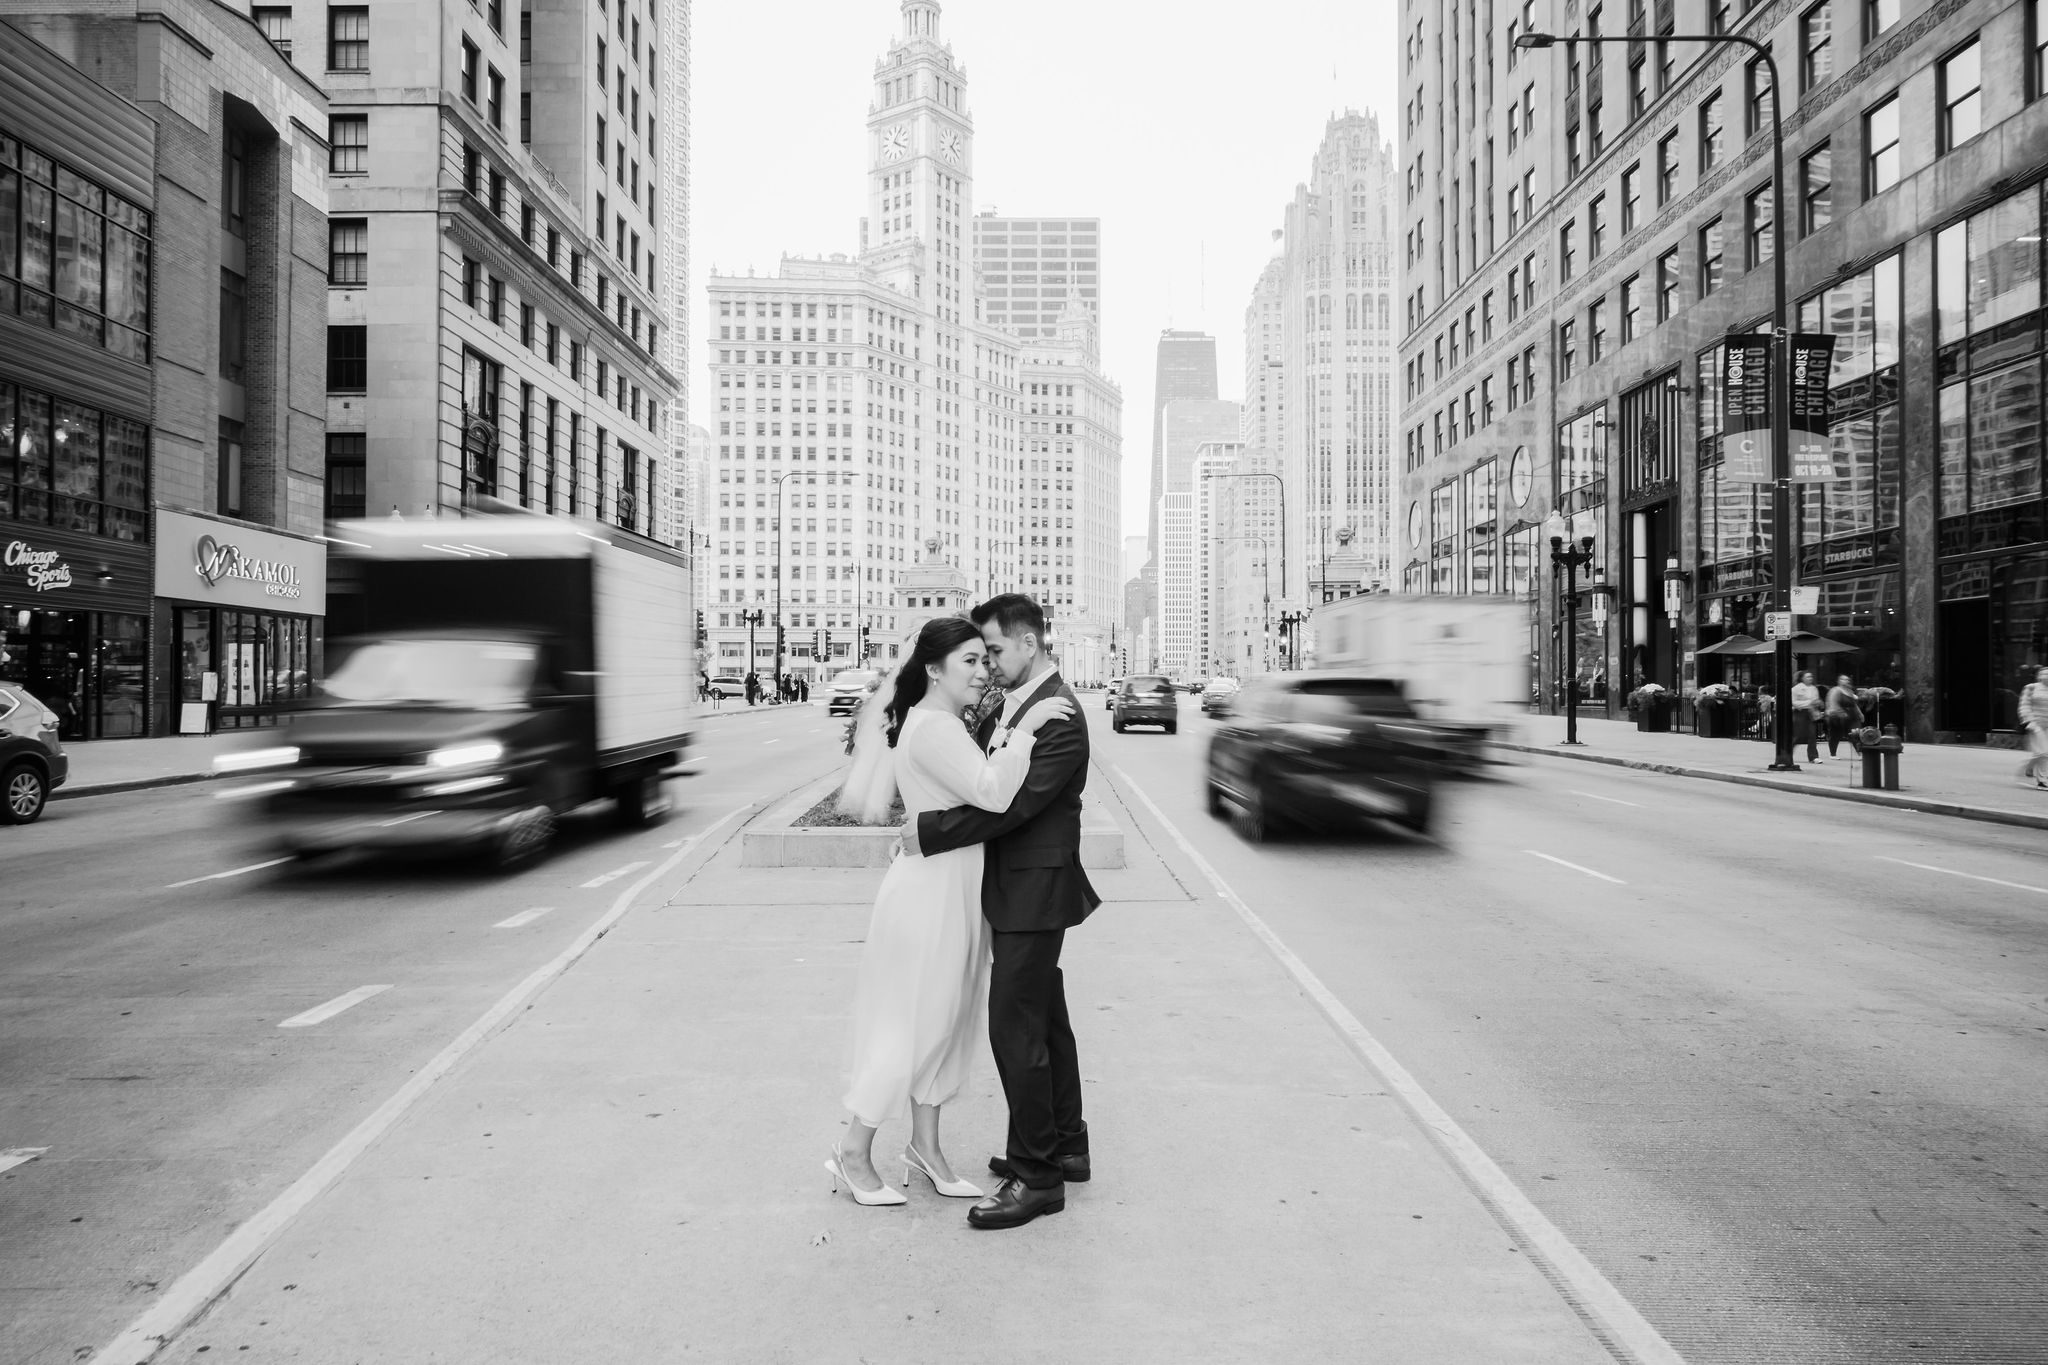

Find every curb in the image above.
[1498,742,2048,833]
[53,772,221,802]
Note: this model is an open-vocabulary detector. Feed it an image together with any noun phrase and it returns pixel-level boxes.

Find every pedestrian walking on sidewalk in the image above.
[830,614,1077,1210]
[900,593,1098,1231]
[2019,667,2048,789]
[1791,671,1822,763]
[1825,674,1863,758]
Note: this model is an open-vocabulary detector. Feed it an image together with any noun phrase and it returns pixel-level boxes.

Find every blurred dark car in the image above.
[0,682,69,823]
[1200,677,1240,717]
[827,668,881,716]
[1111,674,1179,733]
[1206,672,1441,842]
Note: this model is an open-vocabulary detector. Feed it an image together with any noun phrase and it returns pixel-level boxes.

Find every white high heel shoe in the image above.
[826,1146,906,1207]
[903,1144,983,1199]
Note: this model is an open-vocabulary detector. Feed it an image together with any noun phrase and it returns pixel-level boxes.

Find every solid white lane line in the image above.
[1525,850,1628,885]
[1570,789,1642,808]
[277,985,392,1029]
[92,801,754,1365]
[1112,766,1686,1365]
[0,1147,49,1174]
[579,860,652,889]
[1876,855,2048,897]
[762,738,782,745]
[493,907,554,929]
[164,858,291,890]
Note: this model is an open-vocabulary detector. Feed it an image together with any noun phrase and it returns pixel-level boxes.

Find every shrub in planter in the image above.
[1628,683,1673,732]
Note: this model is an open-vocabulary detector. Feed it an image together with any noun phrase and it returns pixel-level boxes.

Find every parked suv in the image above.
[706,674,747,700]
[1206,672,1442,842]
[0,683,68,824]
[1111,675,1179,734]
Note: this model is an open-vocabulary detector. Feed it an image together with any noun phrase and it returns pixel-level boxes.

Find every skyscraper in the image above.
[702,0,1021,682]
[971,215,1102,339]
[1155,397,1240,677]
[1145,329,1219,567]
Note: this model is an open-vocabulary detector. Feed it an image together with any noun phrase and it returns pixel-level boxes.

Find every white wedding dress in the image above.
[842,706,1038,1127]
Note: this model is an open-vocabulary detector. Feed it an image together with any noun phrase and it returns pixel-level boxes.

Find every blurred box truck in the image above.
[1307,595,1529,768]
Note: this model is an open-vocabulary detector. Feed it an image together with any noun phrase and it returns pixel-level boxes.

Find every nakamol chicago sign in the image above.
[153,509,328,614]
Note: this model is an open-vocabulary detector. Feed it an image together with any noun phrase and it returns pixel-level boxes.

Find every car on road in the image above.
[0,682,68,824]
[1206,672,1442,842]
[706,674,747,700]
[827,668,881,716]
[1103,676,1124,710]
[1111,674,1179,734]
[1200,677,1240,717]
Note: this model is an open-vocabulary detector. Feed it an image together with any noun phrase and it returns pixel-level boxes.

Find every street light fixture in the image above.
[1518,25,1798,770]
[1546,508,1599,746]
[1199,471,1288,603]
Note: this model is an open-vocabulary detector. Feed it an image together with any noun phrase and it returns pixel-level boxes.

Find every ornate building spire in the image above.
[902,0,941,41]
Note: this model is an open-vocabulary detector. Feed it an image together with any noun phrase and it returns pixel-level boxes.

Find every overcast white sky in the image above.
[686,0,1400,537]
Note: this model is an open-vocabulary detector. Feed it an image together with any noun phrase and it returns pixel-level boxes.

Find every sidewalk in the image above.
[137,773,1622,1365]
[1501,713,2048,830]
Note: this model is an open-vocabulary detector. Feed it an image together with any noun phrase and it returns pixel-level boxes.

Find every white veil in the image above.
[838,665,903,824]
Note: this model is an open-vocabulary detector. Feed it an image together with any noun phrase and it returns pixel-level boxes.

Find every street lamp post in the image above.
[1518,26,1796,768]
[1277,609,1309,671]
[771,468,804,698]
[1545,509,1598,745]
[1199,471,1288,603]
[740,608,765,697]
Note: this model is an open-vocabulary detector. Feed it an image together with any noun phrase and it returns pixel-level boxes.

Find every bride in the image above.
[828,615,1074,1206]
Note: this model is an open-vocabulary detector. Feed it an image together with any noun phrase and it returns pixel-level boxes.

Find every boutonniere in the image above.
[989,726,1015,753]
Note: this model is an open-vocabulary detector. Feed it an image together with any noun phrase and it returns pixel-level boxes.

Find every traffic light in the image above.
[816,626,826,658]
[695,609,704,642]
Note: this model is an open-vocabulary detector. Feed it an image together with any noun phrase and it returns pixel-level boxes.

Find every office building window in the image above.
[1864,0,1898,44]
[1629,55,1648,120]
[1589,194,1607,260]
[329,218,367,285]
[1746,56,1773,139]
[328,6,367,69]
[1699,218,1724,297]
[1622,162,1642,233]
[217,418,244,516]
[487,66,504,130]
[487,275,504,325]
[1560,219,1578,281]
[462,256,479,308]
[0,131,155,361]
[1560,318,1579,378]
[1621,275,1642,342]
[1865,93,1901,194]
[2034,0,2048,100]
[463,142,482,196]
[325,434,366,520]
[218,270,246,383]
[1700,91,1725,170]
[1801,143,1832,234]
[1746,183,1775,267]
[254,6,292,57]
[1800,2,1833,92]
[460,37,479,104]
[327,324,366,391]
[1658,130,1679,204]
[1939,40,1982,151]
[1588,297,1608,363]
[1656,247,1680,321]
[329,113,366,173]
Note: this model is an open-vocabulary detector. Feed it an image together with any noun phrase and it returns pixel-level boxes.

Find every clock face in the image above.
[1509,446,1533,505]
[1407,502,1424,549]
[937,127,964,165]
[880,123,911,162]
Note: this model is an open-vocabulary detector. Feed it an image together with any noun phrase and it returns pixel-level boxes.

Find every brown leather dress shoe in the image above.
[966,1177,1065,1229]
[988,1152,1091,1183]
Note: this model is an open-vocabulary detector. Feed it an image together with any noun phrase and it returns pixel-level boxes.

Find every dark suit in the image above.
[918,670,1098,1188]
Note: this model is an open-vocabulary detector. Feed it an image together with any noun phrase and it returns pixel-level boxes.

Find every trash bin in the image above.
[1858,728,1903,791]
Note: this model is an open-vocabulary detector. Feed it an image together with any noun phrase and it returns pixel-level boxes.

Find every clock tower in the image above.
[863,0,972,319]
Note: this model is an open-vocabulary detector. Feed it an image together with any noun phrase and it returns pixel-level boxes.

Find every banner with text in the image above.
[1721,336,1774,483]
[1789,333,1841,481]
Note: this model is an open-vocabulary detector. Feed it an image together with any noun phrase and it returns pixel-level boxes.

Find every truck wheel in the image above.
[615,771,672,828]
[2,761,47,825]
[489,806,556,871]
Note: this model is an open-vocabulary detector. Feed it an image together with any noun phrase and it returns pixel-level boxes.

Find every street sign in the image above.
[1764,611,1794,640]
[1789,585,1819,614]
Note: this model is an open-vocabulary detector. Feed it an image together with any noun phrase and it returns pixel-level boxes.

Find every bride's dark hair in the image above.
[883,615,983,747]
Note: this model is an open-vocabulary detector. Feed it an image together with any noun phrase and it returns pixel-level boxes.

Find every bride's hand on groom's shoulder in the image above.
[1018,697,1074,736]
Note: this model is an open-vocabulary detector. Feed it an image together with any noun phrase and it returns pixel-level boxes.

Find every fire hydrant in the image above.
[1858,725,1903,791]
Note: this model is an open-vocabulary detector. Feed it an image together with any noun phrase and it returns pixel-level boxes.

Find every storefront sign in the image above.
[3,540,73,592]
[154,509,328,615]
[1721,336,1774,484]
[1789,334,1841,482]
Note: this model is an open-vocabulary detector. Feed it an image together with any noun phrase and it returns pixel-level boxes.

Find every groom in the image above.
[901,593,1098,1229]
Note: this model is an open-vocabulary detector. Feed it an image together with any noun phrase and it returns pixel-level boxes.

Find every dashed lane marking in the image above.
[1876,855,2048,897]
[493,907,554,929]
[0,1147,49,1174]
[1525,850,1628,884]
[164,858,291,890]
[1569,789,1642,808]
[579,861,652,889]
[277,985,392,1029]
[88,801,753,1365]
[1112,765,1686,1365]
[763,738,782,745]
